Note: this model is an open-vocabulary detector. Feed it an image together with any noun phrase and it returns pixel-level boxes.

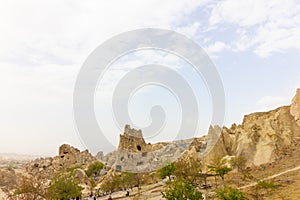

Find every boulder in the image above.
[74,168,91,187]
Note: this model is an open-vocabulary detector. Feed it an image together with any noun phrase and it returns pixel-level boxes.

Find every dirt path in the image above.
[97,182,164,200]
[239,164,300,189]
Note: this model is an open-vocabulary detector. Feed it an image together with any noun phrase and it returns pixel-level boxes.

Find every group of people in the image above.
[106,189,129,200]
[88,192,97,200]
[87,189,130,200]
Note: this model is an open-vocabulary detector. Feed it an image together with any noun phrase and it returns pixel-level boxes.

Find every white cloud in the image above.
[0,0,208,107]
[0,0,207,67]
[256,95,290,111]
[176,22,201,38]
[205,41,228,56]
[0,0,209,154]
[209,0,300,57]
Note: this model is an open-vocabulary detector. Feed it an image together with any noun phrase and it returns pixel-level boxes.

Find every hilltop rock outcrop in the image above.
[118,125,166,152]
[99,125,192,172]
[26,144,96,179]
[118,125,150,152]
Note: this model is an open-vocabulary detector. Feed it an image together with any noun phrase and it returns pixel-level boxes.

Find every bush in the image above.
[6,175,48,200]
[85,161,104,177]
[174,157,202,184]
[101,174,122,192]
[47,173,83,200]
[162,178,203,200]
[216,187,247,200]
[120,172,136,189]
[157,162,175,181]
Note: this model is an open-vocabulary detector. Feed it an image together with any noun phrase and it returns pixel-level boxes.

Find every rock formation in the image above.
[291,88,300,127]
[99,125,192,172]
[178,89,300,167]
[118,124,150,152]
[101,96,300,171]
[118,125,168,153]
[26,144,96,179]
[205,106,300,166]
[200,90,300,167]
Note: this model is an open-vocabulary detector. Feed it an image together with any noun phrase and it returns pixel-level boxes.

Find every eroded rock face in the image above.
[291,88,300,127]
[221,106,300,166]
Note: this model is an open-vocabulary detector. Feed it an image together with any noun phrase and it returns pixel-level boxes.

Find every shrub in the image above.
[157,162,175,181]
[216,187,247,200]
[47,173,83,200]
[85,161,104,177]
[162,178,203,200]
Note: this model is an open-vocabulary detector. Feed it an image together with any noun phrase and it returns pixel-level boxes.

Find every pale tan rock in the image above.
[118,124,166,153]
[74,168,92,187]
[291,88,300,126]
[221,106,300,166]
[118,125,149,152]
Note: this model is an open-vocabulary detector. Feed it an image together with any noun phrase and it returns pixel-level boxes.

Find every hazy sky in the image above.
[1,0,300,156]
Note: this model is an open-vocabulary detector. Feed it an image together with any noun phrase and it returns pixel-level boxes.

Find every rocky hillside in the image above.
[26,144,96,179]
[1,89,300,199]
[98,89,300,171]
[184,91,300,167]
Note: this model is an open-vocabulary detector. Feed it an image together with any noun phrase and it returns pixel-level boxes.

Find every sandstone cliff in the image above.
[177,89,300,167]
[223,106,300,166]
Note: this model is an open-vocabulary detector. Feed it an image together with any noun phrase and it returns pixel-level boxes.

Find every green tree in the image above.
[174,157,202,185]
[230,156,253,182]
[208,165,232,186]
[85,161,104,177]
[121,172,136,189]
[101,174,122,192]
[216,187,247,200]
[48,173,83,200]
[253,180,278,200]
[157,162,176,181]
[162,177,203,200]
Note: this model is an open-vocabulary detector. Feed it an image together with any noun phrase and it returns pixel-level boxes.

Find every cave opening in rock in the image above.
[136,145,142,151]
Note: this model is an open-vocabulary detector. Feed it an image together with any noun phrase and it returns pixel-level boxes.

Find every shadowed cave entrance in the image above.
[136,145,142,151]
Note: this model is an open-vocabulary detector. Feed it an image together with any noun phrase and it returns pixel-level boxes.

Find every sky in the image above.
[0,0,300,156]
